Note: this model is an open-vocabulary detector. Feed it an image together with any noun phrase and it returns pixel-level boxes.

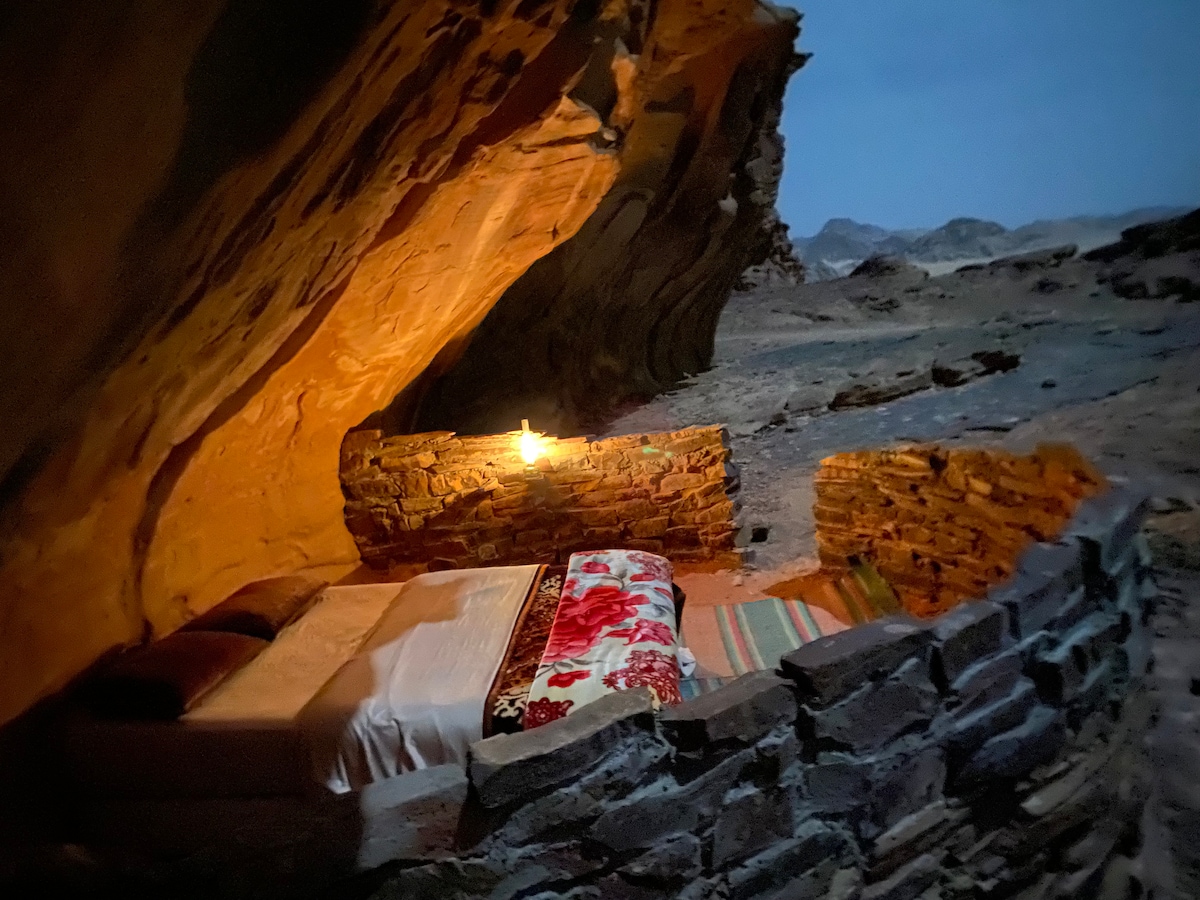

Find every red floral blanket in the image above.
[524,550,683,728]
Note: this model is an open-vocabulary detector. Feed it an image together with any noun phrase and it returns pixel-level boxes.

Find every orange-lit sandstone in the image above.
[0,0,798,725]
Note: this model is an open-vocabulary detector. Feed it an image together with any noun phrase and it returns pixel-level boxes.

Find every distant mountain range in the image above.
[795,206,1194,280]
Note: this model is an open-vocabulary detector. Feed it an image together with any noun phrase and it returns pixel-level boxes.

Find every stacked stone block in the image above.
[814,444,1107,619]
[339,425,741,569]
[84,483,1159,900]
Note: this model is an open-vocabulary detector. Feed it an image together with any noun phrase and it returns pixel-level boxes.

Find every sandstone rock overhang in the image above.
[0,1,801,726]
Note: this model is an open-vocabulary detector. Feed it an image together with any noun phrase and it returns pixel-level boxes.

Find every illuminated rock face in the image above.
[411,9,805,436]
[0,1,799,725]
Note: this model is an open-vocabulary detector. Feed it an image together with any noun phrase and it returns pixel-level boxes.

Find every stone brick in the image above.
[350,765,469,870]
[990,541,1085,638]
[861,851,943,900]
[947,679,1039,759]
[949,646,1025,718]
[574,490,619,508]
[805,658,940,751]
[955,705,1066,787]
[613,498,657,520]
[469,688,657,808]
[616,832,703,884]
[808,738,946,836]
[781,616,931,707]
[1030,612,1123,706]
[629,517,669,539]
[725,821,859,900]
[514,528,550,547]
[625,539,665,553]
[568,506,620,528]
[1066,482,1151,572]
[664,527,702,549]
[371,858,504,899]
[929,601,1009,684]
[662,671,797,751]
[695,500,736,525]
[871,741,947,834]
[712,784,794,868]
[589,746,755,852]
[660,472,706,493]
[870,800,969,880]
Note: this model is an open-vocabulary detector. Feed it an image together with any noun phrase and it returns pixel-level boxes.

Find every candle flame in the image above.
[519,430,542,464]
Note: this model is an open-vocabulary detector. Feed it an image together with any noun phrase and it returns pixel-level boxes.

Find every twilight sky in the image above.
[778,0,1200,237]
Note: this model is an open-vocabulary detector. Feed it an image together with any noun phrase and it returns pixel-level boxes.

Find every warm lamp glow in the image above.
[519,430,542,464]
[519,418,544,464]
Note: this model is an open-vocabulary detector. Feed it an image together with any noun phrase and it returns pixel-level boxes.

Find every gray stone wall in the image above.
[362,482,1157,899]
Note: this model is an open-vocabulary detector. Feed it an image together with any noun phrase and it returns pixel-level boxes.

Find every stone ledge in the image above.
[988,540,1087,639]
[1065,481,1152,572]
[929,600,1009,684]
[780,616,931,707]
[661,670,797,750]
[469,687,657,808]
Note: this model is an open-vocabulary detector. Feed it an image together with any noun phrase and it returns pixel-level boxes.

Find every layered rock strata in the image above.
[814,444,1108,618]
[0,0,799,726]
[407,13,806,436]
[78,483,1158,900]
[340,425,742,568]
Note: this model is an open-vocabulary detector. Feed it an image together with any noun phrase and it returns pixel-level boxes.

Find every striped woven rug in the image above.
[678,596,849,699]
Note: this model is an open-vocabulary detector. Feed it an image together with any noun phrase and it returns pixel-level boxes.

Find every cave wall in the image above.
[411,5,806,435]
[0,0,800,726]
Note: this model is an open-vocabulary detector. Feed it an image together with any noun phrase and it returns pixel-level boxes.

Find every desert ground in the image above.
[605,245,1200,576]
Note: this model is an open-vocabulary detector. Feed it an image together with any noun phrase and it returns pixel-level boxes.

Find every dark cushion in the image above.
[80,631,269,720]
[672,582,687,631]
[180,575,327,641]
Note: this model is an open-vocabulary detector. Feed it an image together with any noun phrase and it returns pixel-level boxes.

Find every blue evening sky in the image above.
[779,0,1200,236]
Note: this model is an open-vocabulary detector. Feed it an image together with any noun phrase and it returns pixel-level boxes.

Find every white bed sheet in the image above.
[299,565,539,793]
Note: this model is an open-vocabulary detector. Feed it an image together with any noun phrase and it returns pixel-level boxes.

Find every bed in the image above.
[62,554,684,798]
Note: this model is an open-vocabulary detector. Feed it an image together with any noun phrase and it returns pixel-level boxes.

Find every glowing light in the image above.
[519,419,543,465]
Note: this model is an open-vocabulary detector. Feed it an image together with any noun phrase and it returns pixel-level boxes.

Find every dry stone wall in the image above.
[120,481,1157,900]
[340,426,742,569]
[815,444,1108,619]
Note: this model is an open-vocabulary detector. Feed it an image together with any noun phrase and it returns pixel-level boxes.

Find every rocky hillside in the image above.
[0,0,800,726]
[796,206,1193,279]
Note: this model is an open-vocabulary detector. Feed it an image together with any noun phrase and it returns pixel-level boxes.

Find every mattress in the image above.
[300,565,539,793]
[60,584,400,799]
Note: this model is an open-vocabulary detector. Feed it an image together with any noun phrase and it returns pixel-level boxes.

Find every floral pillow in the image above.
[525,550,682,728]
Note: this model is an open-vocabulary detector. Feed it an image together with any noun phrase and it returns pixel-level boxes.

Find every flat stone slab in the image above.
[781,616,930,706]
[469,688,656,808]
[930,601,1008,684]
[956,704,1067,787]
[662,670,797,749]
[1066,482,1151,571]
[806,658,939,752]
[990,541,1086,638]
[354,764,469,869]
